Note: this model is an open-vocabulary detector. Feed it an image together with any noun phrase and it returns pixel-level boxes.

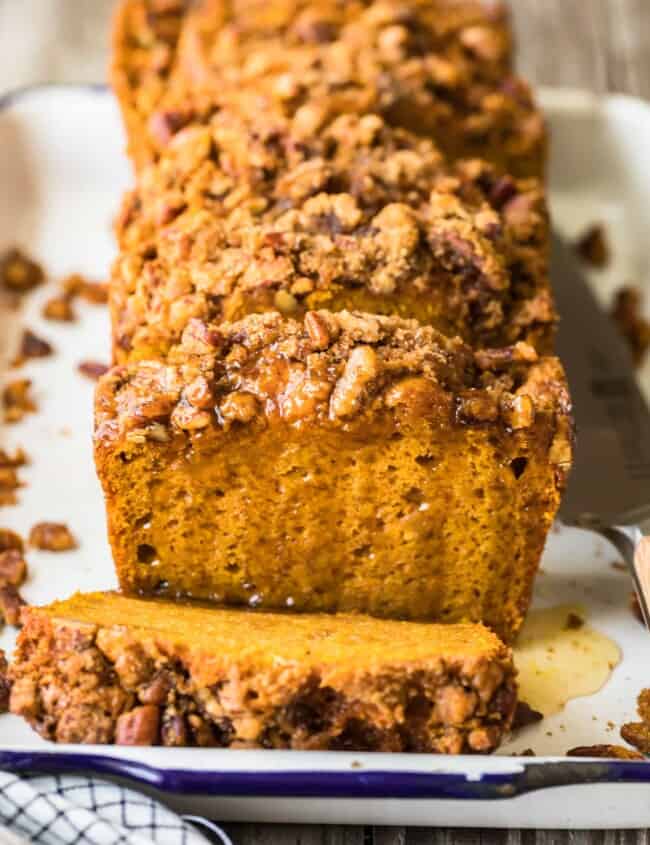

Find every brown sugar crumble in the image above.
[610,286,650,366]
[78,361,110,381]
[3,380,37,424]
[12,329,54,367]
[29,522,77,552]
[575,224,610,268]
[0,248,44,293]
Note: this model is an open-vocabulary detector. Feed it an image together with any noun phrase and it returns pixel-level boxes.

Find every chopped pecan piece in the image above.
[512,700,543,730]
[0,550,28,586]
[630,592,645,625]
[42,295,76,322]
[62,273,109,304]
[0,584,26,626]
[0,449,27,507]
[29,522,77,552]
[475,342,537,370]
[0,529,23,553]
[115,705,160,745]
[621,722,650,754]
[620,687,650,755]
[12,329,54,367]
[567,744,644,760]
[78,361,109,381]
[0,472,21,506]
[161,712,188,746]
[637,689,650,723]
[329,346,378,419]
[0,448,27,469]
[3,379,37,423]
[0,248,44,292]
[304,312,331,349]
[575,224,610,268]
[0,650,9,712]
[564,611,584,630]
[610,286,650,366]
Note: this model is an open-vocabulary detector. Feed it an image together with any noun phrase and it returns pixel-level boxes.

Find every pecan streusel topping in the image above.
[112,110,551,362]
[97,309,571,443]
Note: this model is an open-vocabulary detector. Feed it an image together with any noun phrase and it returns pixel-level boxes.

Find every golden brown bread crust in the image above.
[94,310,572,642]
[112,0,545,178]
[111,110,552,364]
[10,593,517,751]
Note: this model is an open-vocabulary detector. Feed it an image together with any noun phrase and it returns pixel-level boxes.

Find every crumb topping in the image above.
[113,110,551,359]
[97,309,571,445]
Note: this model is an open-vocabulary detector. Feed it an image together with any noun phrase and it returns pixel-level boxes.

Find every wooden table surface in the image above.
[1,1,650,842]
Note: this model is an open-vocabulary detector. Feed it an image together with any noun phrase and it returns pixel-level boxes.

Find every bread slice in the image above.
[95,310,572,642]
[111,0,545,178]
[111,109,552,364]
[10,591,517,751]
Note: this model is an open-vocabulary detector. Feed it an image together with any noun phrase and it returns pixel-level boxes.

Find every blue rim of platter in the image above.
[1,751,650,798]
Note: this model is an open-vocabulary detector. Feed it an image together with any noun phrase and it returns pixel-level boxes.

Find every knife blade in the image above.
[552,232,650,623]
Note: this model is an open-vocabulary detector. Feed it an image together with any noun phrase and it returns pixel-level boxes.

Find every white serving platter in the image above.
[0,85,650,829]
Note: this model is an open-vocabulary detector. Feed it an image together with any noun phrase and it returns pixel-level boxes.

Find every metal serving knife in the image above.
[553,233,650,625]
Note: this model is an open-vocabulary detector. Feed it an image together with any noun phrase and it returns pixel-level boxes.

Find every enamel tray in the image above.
[1,85,650,829]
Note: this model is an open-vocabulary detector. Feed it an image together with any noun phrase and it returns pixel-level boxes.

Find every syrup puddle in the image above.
[513,605,621,716]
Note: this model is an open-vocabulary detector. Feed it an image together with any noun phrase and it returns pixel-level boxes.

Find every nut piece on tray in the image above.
[94,310,573,643]
[112,0,545,179]
[111,110,552,364]
[10,591,517,751]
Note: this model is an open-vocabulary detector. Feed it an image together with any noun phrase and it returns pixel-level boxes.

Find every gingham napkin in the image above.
[0,773,233,845]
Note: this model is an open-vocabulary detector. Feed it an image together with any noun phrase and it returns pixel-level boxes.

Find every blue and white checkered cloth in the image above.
[0,773,233,845]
